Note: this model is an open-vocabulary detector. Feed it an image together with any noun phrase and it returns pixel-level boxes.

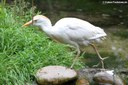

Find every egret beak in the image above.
[22,21,32,27]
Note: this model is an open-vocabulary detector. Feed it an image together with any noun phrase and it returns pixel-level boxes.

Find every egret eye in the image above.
[34,20,38,22]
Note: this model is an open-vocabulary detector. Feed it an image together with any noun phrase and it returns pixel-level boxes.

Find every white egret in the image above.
[23,15,107,69]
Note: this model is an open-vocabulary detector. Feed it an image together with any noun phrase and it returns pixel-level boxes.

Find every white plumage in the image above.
[54,18,106,46]
[23,15,107,68]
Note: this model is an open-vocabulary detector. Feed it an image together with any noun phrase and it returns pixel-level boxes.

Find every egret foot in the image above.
[92,62,100,68]
[100,57,109,69]
[90,44,109,69]
[70,63,74,69]
[93,57,109,69]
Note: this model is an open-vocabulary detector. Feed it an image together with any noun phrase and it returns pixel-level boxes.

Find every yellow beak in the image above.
[22,21,32,27]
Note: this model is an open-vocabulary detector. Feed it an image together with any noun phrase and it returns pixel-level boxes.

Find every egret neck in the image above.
[39,19,53,36]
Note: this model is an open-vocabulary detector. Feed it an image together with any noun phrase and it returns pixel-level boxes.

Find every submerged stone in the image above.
[76,78,90,85]
[93,70,124,85]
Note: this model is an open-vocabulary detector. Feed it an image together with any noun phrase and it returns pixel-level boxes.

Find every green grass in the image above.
[0,2,128,85]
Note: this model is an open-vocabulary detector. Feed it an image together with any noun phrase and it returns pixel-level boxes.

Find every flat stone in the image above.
[35,66,77,85]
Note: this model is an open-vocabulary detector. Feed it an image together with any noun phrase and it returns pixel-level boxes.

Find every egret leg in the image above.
[70,48,81,69]
[80,50,86,57]
[90,44,108,69]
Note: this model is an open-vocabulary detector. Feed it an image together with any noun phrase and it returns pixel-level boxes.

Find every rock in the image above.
[77,68,126,85]
[93,70,124,85]
[35,66,77,85]
[78,68,105,82]
[76,78,90,85]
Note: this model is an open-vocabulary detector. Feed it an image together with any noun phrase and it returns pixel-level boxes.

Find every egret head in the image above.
[22,15,51,27]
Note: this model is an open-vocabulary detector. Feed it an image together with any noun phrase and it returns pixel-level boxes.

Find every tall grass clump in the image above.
[0,1,83,85]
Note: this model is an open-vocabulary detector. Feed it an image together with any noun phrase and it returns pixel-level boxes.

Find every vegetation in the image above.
[0,0,128,84]
[0,1,83,85]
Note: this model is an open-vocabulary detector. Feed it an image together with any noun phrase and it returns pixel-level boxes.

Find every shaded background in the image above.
[3,0,128,27]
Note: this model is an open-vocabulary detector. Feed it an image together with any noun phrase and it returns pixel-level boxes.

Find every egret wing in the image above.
[54,18,106,41]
